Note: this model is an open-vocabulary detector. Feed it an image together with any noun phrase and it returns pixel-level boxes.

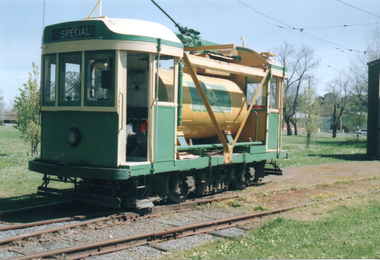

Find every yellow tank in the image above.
[159,70,248,139]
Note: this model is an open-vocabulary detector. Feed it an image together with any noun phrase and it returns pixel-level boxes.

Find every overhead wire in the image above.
[235,0,295,30]
[301,22,380,30]
[336,0,380,20]
[197,0,281,29]
[219,0,367,53]
[197,0,370,54]
[235,0,367,53]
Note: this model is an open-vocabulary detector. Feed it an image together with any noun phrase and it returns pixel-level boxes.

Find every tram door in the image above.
[126,53,150,162]
[367,59,380,159]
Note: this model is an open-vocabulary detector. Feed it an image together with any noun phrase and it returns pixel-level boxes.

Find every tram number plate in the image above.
[52,25,96,41]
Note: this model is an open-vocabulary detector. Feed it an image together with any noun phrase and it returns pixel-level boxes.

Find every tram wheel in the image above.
[230,164,249,190]
[166,173,190,203]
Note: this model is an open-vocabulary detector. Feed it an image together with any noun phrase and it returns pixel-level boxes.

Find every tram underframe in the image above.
[37,160,276,209]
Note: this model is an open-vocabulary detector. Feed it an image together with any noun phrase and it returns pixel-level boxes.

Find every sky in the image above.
[0,0,379,109]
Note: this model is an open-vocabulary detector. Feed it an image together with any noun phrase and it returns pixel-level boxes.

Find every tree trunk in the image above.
[285,118,293,135]
[332,124,337,138]
[332,105,337,138]
[293,122,298,135]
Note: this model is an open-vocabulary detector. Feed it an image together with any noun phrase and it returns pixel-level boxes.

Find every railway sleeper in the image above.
[38,160,281,209]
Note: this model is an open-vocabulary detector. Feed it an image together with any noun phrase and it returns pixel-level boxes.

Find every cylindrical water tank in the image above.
[159,70,248,139]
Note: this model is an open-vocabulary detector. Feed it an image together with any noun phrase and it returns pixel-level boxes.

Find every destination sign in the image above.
[52,25,96,41]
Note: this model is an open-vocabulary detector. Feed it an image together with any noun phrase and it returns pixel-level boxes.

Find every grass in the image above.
[0,126,59,210]
[170,194,380,259]
[278,133,367,168]
[0,128,369,211]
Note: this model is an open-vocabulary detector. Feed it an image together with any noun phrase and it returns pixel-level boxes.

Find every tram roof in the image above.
[42,17,183,48]
[97,17,181,43]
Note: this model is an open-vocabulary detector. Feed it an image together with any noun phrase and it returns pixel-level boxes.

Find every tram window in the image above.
[59,53,81,103]
[85,51,114,105]
[269,78,277,109]
[155,55,174,102]
[42,54,56,105]
[247,83,265,107]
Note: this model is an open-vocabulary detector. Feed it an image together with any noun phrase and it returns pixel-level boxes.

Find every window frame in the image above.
[41,54,57,106]
[57,52,82,107]
[84,50,116,107]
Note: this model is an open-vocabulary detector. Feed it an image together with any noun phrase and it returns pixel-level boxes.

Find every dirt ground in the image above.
[239,160,380,224]
[269,160,380,188]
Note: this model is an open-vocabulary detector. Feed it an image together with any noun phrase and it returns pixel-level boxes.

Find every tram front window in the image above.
[42,54,56,105]
[86,52,114,102]
[59,53,81,102]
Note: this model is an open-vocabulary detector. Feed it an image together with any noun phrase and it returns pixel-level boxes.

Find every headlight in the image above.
[66,128,81,147]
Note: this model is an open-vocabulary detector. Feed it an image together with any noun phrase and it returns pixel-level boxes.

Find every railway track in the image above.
[2,176,379,259]
[8,193,366,260]
[0,194,238,252]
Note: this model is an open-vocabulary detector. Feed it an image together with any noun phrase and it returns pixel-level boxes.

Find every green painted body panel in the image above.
[29,160,130,180]
[43,20,183,48]
[269,64,287,73]
[186,81,232,113]
[30,147,284,179]
[155,106,175,162]
[250,145,267,154]
[41,111,118,167]
[268,113,279,149]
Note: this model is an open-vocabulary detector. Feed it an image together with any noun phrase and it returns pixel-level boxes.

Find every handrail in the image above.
[177,141,263,151]
[252,110,258,142]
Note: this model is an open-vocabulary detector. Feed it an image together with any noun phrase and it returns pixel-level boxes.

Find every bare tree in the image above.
[348,26,380,114]
[275,42,320,135]
[324,72,350,138]
[365,26,380,61]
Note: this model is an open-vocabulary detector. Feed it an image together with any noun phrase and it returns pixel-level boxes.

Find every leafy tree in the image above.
[275,42,320,135]
[301,79,320,148]
[341,94,367,131]
[14,63,41,156]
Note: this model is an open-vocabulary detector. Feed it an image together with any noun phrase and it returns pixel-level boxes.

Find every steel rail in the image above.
[9,193,364,260]
[0,194,238,233]
[0,194,239,251]
[1,175,375,234]
[0,216,87,232]
[0,213,139,251]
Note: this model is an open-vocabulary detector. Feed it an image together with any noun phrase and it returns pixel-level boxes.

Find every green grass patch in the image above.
[333,180,355,185]
[278,134,367,168]
[315,183,332,188]
[171,198,380,259]
[0,127,62,210]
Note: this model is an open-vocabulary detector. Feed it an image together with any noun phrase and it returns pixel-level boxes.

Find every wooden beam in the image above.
[186,54,267,78]
[182,53,231,163]
[229,69,271,152]
[184,44,236,52]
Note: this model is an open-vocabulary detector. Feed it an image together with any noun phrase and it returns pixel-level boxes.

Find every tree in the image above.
[324,72,350,138]
[0,90,4,126]
[348,26,380,116]
[275,42,320,135]
[301,78,320,148]
[14,63,41,156]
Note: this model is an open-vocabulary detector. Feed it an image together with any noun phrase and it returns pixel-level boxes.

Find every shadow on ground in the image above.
[309,153,368,161]
[0,194,109,223]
